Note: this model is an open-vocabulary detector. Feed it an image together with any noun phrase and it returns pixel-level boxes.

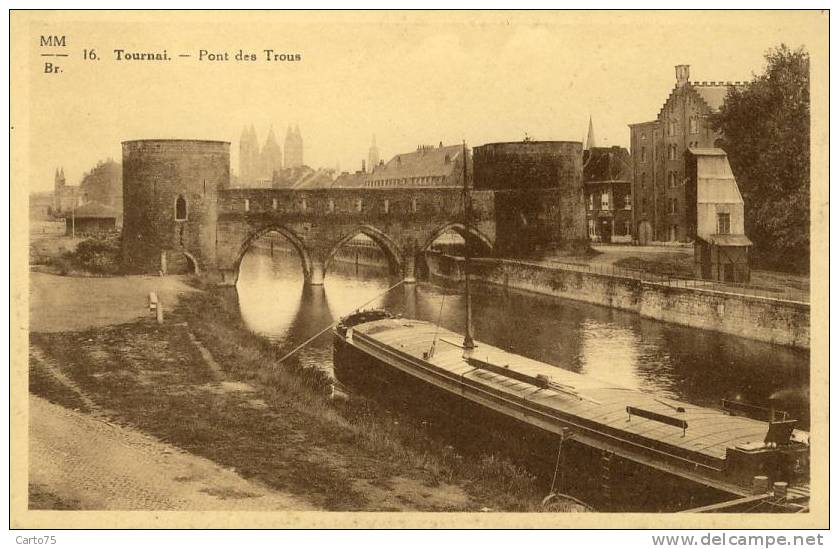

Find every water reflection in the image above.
[236,247,810,427]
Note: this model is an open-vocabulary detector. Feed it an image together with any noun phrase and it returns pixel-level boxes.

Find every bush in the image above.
[61,233,123,275]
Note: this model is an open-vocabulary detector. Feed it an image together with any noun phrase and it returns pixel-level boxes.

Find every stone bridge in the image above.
[215,187,497,285]
[120,140,585,284]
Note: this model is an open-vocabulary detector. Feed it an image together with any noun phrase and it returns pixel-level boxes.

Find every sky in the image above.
[16,11,827,192]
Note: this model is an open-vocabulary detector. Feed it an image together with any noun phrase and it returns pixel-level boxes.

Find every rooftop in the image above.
[72,201,120,218]
[367,144,464,181]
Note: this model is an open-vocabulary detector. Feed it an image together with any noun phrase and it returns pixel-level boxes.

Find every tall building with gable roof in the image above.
[284,125,304,168]
[238,124,300,187]
[260,126,283,180]
[629,64,747,243]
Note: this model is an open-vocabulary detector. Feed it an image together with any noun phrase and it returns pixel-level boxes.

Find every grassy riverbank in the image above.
[30,278,585,512]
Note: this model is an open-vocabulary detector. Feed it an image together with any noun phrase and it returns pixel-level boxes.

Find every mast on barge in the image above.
[462,140,475,351]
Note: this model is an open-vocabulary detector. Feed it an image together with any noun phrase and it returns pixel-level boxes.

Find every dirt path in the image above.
[29,395,314,511]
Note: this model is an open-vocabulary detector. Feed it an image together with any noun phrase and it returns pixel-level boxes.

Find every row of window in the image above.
[240,197,420,214]
[365,176,445,188]
[638,142,697,165]
[587,193,631,211]
[635,170,682,190]
[587,219,633,238]
[667,116,702,137]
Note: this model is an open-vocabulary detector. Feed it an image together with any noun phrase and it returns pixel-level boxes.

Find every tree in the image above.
[711,44,810,273]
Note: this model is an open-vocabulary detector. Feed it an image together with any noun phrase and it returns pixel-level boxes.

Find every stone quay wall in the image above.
[424,253,810,349]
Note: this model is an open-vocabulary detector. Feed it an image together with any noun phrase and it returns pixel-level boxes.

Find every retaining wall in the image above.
[424,253,810,349]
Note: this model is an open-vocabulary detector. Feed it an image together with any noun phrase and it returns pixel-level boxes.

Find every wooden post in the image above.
[156,299,164,324]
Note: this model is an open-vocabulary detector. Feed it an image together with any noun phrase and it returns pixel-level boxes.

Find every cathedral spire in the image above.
[368,134,380,173]
[585,116,597,151]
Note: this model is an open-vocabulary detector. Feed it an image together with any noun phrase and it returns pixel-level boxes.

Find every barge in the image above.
[333,310,809,512]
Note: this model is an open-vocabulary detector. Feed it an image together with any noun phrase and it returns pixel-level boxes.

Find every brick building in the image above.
[583,145,633,243]
[629,65,746,243]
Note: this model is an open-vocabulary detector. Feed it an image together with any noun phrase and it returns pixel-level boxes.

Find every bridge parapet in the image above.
[218,187,495,224]
[214,187,497,286]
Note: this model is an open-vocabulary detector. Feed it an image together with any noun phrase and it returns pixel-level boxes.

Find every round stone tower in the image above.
[472,140,586,255]
[121,139,229,274]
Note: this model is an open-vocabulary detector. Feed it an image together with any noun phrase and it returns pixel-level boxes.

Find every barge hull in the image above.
[335,335,734,512]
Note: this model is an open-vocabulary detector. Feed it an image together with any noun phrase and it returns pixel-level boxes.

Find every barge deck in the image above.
[335,316,809,510]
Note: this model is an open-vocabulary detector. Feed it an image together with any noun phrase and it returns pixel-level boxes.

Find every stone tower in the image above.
[260,126,283,180]
[367,134,380,173]
[675,64,690,87]
[53,167,65,211]
[284,125,304,168]
[121,139,229,275]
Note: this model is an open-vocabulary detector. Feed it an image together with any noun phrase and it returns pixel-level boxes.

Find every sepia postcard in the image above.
[9,10,829,529]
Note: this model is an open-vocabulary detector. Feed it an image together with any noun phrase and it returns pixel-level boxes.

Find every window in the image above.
[601,192,610,211]
[640,172,646,190]
[383,199,390,214]
[640,147,646,163]
[355,199,363,212]
[670,198,678,214]
[588,194,594,210]
[689,116,699,134]
[669,119,678,136]
[328,199,335,213]
[272,198,278,210]
[588,219,596,237]
[668,145,676,161]
[301,199,307,212]
[244,198,250,212]
[175,195,187,220]
[411,197,418,213]
[717,212,730,234]
[624,194,631,209]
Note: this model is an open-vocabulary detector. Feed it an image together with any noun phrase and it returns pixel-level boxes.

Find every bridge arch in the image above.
[234,225,314,285]
[323,224,404,279]
[421,222,494,256]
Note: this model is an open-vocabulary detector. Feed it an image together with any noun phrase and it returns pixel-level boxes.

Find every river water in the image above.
[236,246,810,427]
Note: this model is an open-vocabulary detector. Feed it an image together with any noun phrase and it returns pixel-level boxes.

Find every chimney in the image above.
[675,65,690,87]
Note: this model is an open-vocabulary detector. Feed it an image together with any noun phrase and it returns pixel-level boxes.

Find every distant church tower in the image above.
[284,125,304,168]
[53,167,65,211]
[260,126,283,180]
[367,135,380,173]
[585,116,597,151]
[239,125,260,186]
